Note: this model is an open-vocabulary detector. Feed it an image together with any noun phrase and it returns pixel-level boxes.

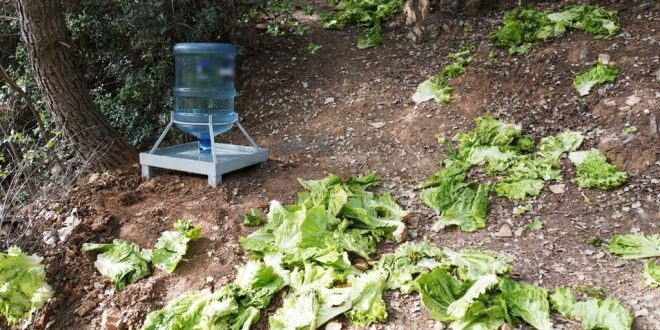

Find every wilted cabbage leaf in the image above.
[82,239,152,291]
[550,287,633,330]
[152,220,201,273]
[643,261,659,288]
[573,62,619,96]
[412,76,454,104]
[570,149,627,189]
[608,233,660,259]
[499,278,552,330]
[0,247,54,325]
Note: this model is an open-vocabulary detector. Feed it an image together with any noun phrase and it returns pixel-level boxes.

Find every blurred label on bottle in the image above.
[196,59,211,80]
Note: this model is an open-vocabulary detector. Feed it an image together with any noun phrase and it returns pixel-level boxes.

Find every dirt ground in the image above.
[21,1,660,329]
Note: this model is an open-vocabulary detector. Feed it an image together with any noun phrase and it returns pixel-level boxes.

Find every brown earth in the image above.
[22,1,660,329]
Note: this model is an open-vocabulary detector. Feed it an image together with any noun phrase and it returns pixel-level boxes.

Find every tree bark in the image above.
[16,0,137,169]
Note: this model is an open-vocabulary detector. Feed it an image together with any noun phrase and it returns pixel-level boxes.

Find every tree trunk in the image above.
[16,0,137,169]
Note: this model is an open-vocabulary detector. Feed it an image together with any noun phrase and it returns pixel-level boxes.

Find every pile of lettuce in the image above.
[141,173,412,329]
[83,220,201,289]
[320,0,403,49]
[573,61,620,96]
[608,233,660,288]
[491,5,620,54]
[141,260,282,329]
[421,115,627,232]
[0,247,54,325]
[396,242,633,330]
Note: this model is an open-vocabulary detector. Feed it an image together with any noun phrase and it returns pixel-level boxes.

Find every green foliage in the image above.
[357,25,383,49]
[307,42,322,55]
[524,217,543,231]
[63,0,250,148]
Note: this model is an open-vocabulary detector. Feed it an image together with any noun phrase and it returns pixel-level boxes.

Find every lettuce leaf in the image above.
[608,233,660,259]
[416,268,470,321]
[570,149,627,189]
[375,240,444,293]
[433,183,489,232]
[643,261,659,288]
[550,287,633,330]
[412,76,454,104]
[499,278,552,330]
[573,62,619,96]
[346,269,388,326]
[449,298,508,330]
[0,247,54,325]
[447,274,499,319]
[442,249,511,281]
[152,220,201,273]
[233,261,285,309]
[82,239,152,291]
[494,178,545,200]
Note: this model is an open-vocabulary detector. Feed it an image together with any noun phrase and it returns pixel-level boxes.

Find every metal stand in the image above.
[139,112,268,187]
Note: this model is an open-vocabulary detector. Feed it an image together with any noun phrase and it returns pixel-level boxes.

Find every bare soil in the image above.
[25,1,660,329]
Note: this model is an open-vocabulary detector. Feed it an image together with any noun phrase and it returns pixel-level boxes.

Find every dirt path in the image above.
[33,1,659,329]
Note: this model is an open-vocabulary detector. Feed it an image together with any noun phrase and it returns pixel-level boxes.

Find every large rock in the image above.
[598,134,659,175]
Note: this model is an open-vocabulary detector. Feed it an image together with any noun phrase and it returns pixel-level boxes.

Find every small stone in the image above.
[88,173,100,184]
[93,282,105,290]
[597,53,610,64]
[324,97,335,104]
[514,227,524,237]
[370,122,386,129]
[100,308,123,330]
[74,300,96,317]
[548,184,565,194]
[625,95,641,106]
[206,276,214,283]
[494,224,513,237]
[634,308,649,317]
[325,321,342,330]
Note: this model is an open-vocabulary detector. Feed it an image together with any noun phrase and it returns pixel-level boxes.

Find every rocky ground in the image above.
[15,0,660,329]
